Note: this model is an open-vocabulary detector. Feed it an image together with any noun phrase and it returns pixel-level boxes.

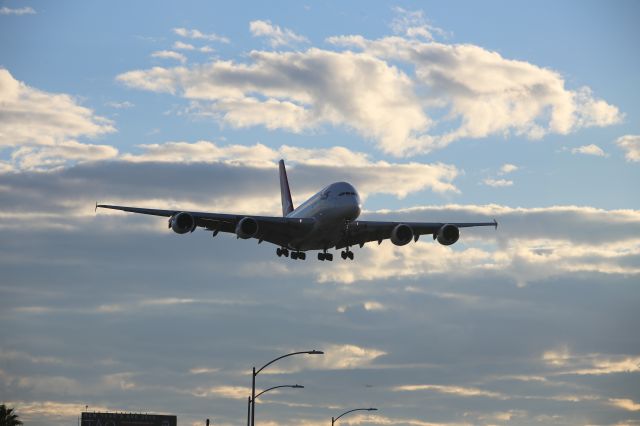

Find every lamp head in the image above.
[308,350,324,355]
[368,408,378,411]
[293,384,304,388]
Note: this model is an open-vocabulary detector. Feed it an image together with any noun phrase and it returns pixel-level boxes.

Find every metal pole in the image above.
[331,416,335,426]
[251,367,256,426]
[247,397,251,426]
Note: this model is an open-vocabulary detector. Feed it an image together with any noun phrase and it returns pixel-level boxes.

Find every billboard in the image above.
[81,412,177,426]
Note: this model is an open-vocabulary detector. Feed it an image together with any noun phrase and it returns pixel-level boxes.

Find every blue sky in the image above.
[1,1,639,425]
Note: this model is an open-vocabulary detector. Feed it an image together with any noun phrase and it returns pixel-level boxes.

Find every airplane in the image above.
[96,160,497,261]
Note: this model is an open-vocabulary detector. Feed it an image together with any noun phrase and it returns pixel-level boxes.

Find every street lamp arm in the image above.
[334,408,378,423]
[254,384,303,400]
[255,350,323,376]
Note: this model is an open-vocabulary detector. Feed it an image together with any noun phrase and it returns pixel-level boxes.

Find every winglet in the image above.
[493,218,498,229]
[279,159,294,216]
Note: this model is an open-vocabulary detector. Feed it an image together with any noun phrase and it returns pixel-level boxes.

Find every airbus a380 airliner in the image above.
[97,160,497,261]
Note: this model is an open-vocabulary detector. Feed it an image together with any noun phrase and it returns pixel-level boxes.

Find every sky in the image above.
[1,1,639,425]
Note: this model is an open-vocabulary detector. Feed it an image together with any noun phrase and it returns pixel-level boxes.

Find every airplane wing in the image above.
[335,219,497,249]
[96,204,315,248]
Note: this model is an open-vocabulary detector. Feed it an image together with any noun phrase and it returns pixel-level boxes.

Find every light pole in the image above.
[251,350,323,426]
[247,384,303,426]
[331,408,378,425]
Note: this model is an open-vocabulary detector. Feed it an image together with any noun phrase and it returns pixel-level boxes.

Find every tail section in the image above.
[279,159,294,216]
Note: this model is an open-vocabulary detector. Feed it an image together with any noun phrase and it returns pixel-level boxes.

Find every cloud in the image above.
[0,6,35,15]
[392,384,505,399]
[499,163,518,175]
[10,140,118,171]
[151,50,187,64]
[390,7,447,41]
[118,28,621,156]
[117,49,431,156]
[615,135,640,162]
[327,37,622,154]
[571,144,608,157]
[543,346,640,376]
[609,398,640,411]
[173,27,229,43]
[249,20,309,47]
[106,101,134,109]
[0,68,117,170]
[483,178,513,187]
[0,69,115,148]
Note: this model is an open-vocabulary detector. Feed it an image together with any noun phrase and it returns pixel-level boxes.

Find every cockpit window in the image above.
[339,192,356,196]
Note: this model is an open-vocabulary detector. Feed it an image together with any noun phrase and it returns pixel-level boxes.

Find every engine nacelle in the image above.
[391,223,413,246]
[169,212,196,234]
[235,217,259,239]
[436,224,460,246]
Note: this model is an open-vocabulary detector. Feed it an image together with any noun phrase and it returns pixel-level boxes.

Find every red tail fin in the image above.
[279,159,294,216]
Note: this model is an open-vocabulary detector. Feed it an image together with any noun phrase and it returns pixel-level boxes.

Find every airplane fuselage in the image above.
[286,181,361,250]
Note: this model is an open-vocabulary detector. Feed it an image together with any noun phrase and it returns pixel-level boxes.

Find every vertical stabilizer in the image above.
[279,159,294,216]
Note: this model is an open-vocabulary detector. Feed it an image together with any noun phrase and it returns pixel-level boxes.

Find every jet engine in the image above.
[436,224,460,246]
[169,212,196,234]
[235,217,259,239]
[391,223,414,246]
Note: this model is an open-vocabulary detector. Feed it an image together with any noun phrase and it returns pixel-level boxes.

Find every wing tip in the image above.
[493,218,498,229]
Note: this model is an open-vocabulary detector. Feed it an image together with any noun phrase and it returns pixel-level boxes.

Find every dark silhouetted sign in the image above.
[81,412,177,426]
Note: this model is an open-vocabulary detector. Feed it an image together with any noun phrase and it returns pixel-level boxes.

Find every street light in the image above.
[331,408,378,425]
[247,385,304,426]
[251,350,323,426]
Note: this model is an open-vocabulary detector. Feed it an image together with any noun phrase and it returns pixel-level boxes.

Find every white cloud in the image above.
[328,37,622,154]
[483,178,513,187]
[499,163,518,175]
[609,398,640,411]
[192,385,249,399]
[119,29,621,156]
[571,144,607,157]
[312,344,386,370]
[393,384,505,399]
[106,100,134,109]
[543,346,640,376]
[615,134,640,162]
[390,7,447,41]
[151,50,187,64]
[173,41,195,50]
[249,20,309,47]
[0,6,35,15]
[0,68,115,148]
[173,27,229,43]
[120,141,461,198]
[117,49,432,156]
[10,140,118,171]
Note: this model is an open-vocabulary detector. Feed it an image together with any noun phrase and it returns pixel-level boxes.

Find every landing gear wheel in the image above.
[325,253,333,261]
[299,252,306,260]
[276,248,282,257]
[341,251,347,260]
[347,251,354,260]
[318,253,326,261]
[282,248,289,257]
[291,252,299,260]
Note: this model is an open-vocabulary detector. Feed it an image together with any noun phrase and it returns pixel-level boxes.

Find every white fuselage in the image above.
[286,182,361,250]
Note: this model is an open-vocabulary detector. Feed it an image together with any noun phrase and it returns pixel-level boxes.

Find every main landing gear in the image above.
[278,247,306,260]
[317,250,333,261]
[277,247,350,261]
[276,247,289,257]
[340,249,354,260]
